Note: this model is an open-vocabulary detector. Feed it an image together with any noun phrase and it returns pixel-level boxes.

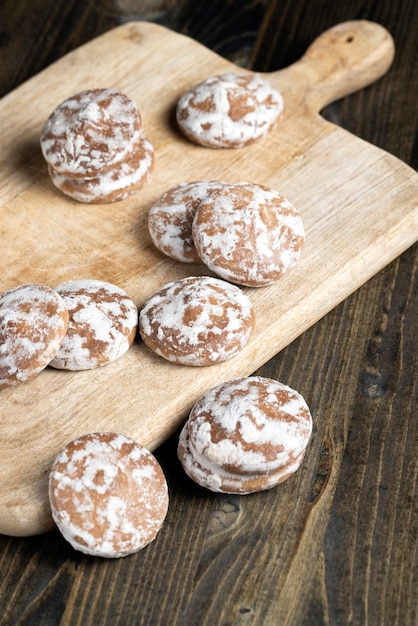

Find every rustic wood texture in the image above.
[0,1,417,625]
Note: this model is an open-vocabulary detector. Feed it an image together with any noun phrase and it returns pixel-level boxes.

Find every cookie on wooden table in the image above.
[178,376,313,494]
[176,72,283,148]
[0,283,68,389]
[40,88,142,179]
[48,135,155,204]
[139,275,255,366]
[49,432,169,558]
[49,279,138,370]
[147,180,226,263]
[192,181,305,287]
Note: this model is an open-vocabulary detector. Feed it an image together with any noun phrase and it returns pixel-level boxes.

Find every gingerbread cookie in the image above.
[40,88,142,178]
[139,275,255,366]
[147,180,226,263]
[50,279,138,370]
[48,135,154,204]
[49,432,169,558]
[178,376,313,494]
[0,283,68,388]
[192,182,305,287]
[176,72,283,148]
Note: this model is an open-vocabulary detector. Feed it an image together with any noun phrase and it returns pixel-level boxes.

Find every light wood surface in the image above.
[0,19,416,537]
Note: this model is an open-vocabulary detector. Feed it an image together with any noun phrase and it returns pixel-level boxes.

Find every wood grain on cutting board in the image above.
[0,20,417,536]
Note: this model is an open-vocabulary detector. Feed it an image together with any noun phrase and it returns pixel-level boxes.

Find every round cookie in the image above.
[178,376,313,494]
[139,275,255,366]
[48,135,155,204]
[49,279,138,370]
[176,72,283,148]
[0,283,68,388]
[192,181,305,287]
[49,432,169,558]
[148,180,226,263]
[41,88,142,178]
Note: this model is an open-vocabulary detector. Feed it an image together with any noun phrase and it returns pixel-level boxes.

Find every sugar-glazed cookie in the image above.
[139,275,255,366]
[50,279,138,370]
[41,88,142,178]
[148,180,226,263]
[192,182,305,287]
[48,135,155,204]
[178,376,312,494]
[0,283,68,389]
[176,72,283,148]
[49,432,169,558]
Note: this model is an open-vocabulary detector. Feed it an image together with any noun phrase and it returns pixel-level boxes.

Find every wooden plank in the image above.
[0,19,417,536]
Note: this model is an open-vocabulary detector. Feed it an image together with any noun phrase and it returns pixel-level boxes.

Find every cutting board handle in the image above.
[275,20,395,112]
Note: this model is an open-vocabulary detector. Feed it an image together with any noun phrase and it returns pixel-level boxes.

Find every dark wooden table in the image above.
[0,1,417,624]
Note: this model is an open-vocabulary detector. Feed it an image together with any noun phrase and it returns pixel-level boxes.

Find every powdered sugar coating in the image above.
[50,280,138,370]
[49,432,169,558]
[192,182,305,287]
[0,283,68,388]
[139,276,255,366]
[178,425,306,494]
[176,72,283,148]
[48,135,155,204]
[41,89,142,178]
[178,376,312,494]
[148,180,227,263]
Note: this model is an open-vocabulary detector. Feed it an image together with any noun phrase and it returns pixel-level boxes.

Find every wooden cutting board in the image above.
[1,19,417,537]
